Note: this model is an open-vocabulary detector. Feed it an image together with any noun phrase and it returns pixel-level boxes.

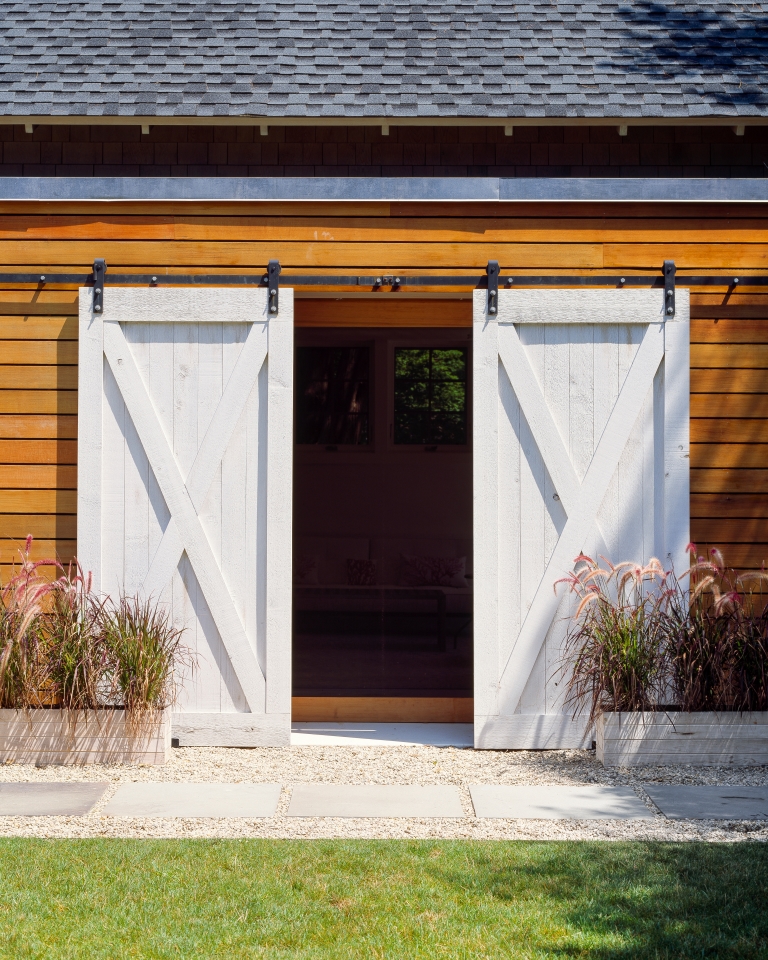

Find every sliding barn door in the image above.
[473,289,689,748]
[78,287,293,746]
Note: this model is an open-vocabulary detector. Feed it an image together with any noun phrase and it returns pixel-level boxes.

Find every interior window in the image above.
[295,346,370,445]
[394,347,467,445]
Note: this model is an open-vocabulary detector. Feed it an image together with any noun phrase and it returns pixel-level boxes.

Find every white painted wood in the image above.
[103,319,266,712]
[597,711,768,767]
[140,322,268,597]
[123,322,151,594]
[474,288,689,748]
[172,712,290,747]
[475,714,590,749]
[499,323,664,716]
[100,287,263,324]
[77,288,104,589]
[100,361,126,599]
[496,289,676,325]
[78,287,292,745]
[472,291,500,722]
[0,709,171,765]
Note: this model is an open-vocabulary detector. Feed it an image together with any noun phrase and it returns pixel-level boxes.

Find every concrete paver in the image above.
[287,784,464,817]
[644,785,768,820]
[0,782,108,816]
[469,784,653,819]
[103,783,282,818]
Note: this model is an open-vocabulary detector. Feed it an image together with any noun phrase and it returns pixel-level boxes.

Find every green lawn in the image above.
[0,840,766,959]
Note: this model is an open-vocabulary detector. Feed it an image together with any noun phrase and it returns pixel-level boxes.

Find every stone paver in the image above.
[469,784,653,819]
[103,783,282,818]
[287,784,464,818]
[0,782,108,816]
[645,785,768,820]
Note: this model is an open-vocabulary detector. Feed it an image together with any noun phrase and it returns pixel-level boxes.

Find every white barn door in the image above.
[473,288,689,749]
[78,287,293,746]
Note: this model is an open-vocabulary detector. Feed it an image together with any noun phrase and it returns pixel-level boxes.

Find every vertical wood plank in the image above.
[249,358,269,673]
[123,323,150,593]
[544,324,572,713]
[473,289,500,732]
[616,325,644,561]
[496,358,521,681]
[515,324,547,715]
[101,359,125,598]
[594,324,620,557]
[172,322,209,711]
[147,323,173,607]
[196,321,233,711]
[219,322,248,712]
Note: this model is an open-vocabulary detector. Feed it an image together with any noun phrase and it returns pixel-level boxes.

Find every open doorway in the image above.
[292,321,473,722]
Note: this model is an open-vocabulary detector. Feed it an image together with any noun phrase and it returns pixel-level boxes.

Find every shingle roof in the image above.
[1,1,767,119]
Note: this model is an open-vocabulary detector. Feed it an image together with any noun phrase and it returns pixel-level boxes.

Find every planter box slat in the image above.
[597,712,768,766]
[0,709,171,765]
[600,729,768,742]
[601,741,768,754]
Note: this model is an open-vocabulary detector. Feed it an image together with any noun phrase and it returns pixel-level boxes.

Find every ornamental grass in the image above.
[666,547,768,713]
[557,546,768,723]
[0,538,192,730]
[0,538,54,709]
[557,554,674,727]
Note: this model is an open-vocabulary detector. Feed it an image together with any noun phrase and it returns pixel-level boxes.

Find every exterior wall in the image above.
[0,199,766,578]
[1,125,767,178]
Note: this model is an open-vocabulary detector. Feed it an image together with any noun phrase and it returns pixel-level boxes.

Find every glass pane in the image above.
[431,349,466,381]
[431,381,466,413]
[394,347,467,446]
[394,410,427,445]
[296,347,370,445]
[395,348,430,379]
[428,413,466,445]
[395,380,429,410]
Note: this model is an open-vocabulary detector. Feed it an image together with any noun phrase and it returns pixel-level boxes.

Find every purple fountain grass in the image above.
[557,545,768,726]
[664,545,768,713]
[556,553,679,727]
[0,536,59,708]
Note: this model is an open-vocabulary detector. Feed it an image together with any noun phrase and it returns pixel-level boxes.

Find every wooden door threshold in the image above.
[292,697,473,723]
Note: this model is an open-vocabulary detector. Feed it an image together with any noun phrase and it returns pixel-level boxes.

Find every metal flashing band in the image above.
[0,177,767,203]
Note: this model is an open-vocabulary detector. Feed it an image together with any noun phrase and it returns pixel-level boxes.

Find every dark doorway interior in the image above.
[292,325,473,712]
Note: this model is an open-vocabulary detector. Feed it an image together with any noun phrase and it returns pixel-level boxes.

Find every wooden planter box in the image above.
[0,709,171,765]
[597,711,768,767]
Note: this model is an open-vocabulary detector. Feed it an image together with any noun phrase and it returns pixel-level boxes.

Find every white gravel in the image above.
[1,745,767,841]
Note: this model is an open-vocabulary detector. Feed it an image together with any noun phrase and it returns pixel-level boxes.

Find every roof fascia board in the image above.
[3,116,767,129]
[1,178,766,203]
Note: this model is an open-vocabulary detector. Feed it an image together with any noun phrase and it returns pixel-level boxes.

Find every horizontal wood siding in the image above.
[0,299,77,577]
[0,200,765,575]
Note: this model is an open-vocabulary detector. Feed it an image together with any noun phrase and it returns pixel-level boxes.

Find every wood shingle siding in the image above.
[0,200,765,577]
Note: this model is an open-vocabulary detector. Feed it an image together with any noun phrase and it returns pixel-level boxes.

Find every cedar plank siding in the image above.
[0,200,766,577]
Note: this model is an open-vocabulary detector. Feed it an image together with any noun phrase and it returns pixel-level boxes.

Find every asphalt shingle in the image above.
[0,1,766,118]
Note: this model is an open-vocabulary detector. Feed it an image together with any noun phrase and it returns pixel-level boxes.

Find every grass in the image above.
[0,840,767,959]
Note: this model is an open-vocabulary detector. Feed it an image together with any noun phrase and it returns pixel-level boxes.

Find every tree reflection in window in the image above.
[295,347,370,445]
[394,347,467,445]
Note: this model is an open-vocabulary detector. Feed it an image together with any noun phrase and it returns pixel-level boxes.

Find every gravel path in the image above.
[1,745,767,840]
